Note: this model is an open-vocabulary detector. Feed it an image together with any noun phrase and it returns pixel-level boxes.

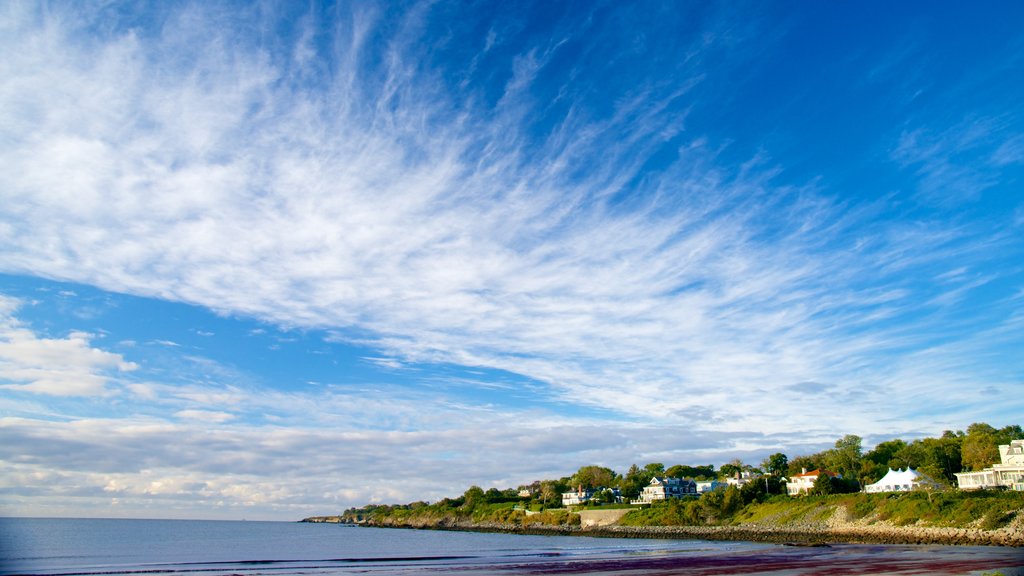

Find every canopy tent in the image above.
[865,468,940,493]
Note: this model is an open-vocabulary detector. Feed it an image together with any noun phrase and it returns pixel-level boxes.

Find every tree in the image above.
[962,423,1000,471]
[827,434,863,483]
[762,453,788,477]
[811,473,835,496]
[865,439,907,468]
[787,454,825,477]
[719,459,745,479]
[919,434,963,485]
[997,424,1024,444]
[720,485,743,517]
[462,486,486,510]
[699,488,725,522]
[619,464,647,499]
[539,479,567,506]
[570,465,616,490]
[643,462,666,477]
[666,464,715,480]
[740,475,783,503]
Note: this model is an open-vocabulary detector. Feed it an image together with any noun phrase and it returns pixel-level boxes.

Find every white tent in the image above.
[865,468,940,493]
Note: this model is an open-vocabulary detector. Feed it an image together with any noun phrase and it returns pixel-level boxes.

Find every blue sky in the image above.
[1,1,1022,520]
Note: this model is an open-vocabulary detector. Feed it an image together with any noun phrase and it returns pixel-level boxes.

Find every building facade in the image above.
[785,469,837,496]
[631,477,697,504]
[955,439,1024,491]
[695,480,725,494]
[561,486,594,506]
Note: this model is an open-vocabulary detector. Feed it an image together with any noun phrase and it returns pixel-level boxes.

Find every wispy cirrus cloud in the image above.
[0,2,1019,431]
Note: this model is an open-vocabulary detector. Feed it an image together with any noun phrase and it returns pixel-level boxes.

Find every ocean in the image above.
[1,517,1021,576]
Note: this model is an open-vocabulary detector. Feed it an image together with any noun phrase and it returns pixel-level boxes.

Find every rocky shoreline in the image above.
[316,512,1024,547]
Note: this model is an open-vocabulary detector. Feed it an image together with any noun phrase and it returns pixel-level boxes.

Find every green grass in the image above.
[342,490,1024,532]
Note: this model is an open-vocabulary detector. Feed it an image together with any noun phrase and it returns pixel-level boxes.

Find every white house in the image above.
[727,471,755,488]
[786,469,837,496]
[562,486,622,506]
[955,439,1024,491]
[865,468,941,493]
[695,480,725,494]
[631,477,697,504]
[561,486,594,506]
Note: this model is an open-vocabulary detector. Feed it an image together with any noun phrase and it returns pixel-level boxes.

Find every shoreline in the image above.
[323,518,1024,547]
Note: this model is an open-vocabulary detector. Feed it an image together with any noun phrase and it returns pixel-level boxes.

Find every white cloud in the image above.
[0,3,1017,431]
[0,297,137,396]
[174,409,235,423]
[0,411,763,519]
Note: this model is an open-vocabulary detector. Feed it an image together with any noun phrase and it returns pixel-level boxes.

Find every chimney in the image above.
[802,468,807,474]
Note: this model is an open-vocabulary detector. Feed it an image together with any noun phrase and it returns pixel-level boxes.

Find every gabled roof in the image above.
[791,469,837,478]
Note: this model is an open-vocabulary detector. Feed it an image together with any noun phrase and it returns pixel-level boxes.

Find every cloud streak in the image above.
[0,2,1021,519]
[2,2,1020,424]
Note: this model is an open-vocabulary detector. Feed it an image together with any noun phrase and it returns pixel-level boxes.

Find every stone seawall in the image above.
[353,515,1024,547]
[585,523,1024,547]
[577,509,631,527]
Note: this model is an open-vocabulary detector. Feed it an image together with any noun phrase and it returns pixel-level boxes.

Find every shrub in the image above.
[980,509,1014,531]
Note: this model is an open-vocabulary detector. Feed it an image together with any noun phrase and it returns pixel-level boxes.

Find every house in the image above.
[562,485,594,506]
[631,476,697,504]
[695,480,725,494]
[865,468,941,493]
[955,439,1024,491]
[786,469,837,496]
[726,471,754,488]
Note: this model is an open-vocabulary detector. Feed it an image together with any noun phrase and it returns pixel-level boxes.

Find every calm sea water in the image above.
[1,518,1021,576]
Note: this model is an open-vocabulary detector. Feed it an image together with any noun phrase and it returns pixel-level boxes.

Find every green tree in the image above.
[619,464,648,499]
[462,486,486,510]
[811,473,835,496]
[919,434,963,485]
[865,439,907,468]
[962,423,1000,471]
[827,434,863,483]
[740,475,783,503]
[643,462,666,478]
[570,465,617,490]
[699,488,725,522]
[762,453,789,477]
[719,459,745,479]
[665,464,715,479]
[539,479,567,506]
[720,485,743,518]
[787,454,825,477]
[996,425,1024,444]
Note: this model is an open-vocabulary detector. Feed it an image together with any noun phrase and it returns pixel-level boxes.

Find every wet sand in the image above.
[463,544,1024,575]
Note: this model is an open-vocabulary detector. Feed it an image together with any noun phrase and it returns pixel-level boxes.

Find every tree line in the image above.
[508,422,1022,505]
[342,422,1022,520]
[789,422,1022,491]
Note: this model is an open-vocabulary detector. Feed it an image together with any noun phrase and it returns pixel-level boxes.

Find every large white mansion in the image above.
[955,439,1024,491]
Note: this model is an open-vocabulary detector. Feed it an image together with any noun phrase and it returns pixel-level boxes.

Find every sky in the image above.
[0,1,1022,521]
